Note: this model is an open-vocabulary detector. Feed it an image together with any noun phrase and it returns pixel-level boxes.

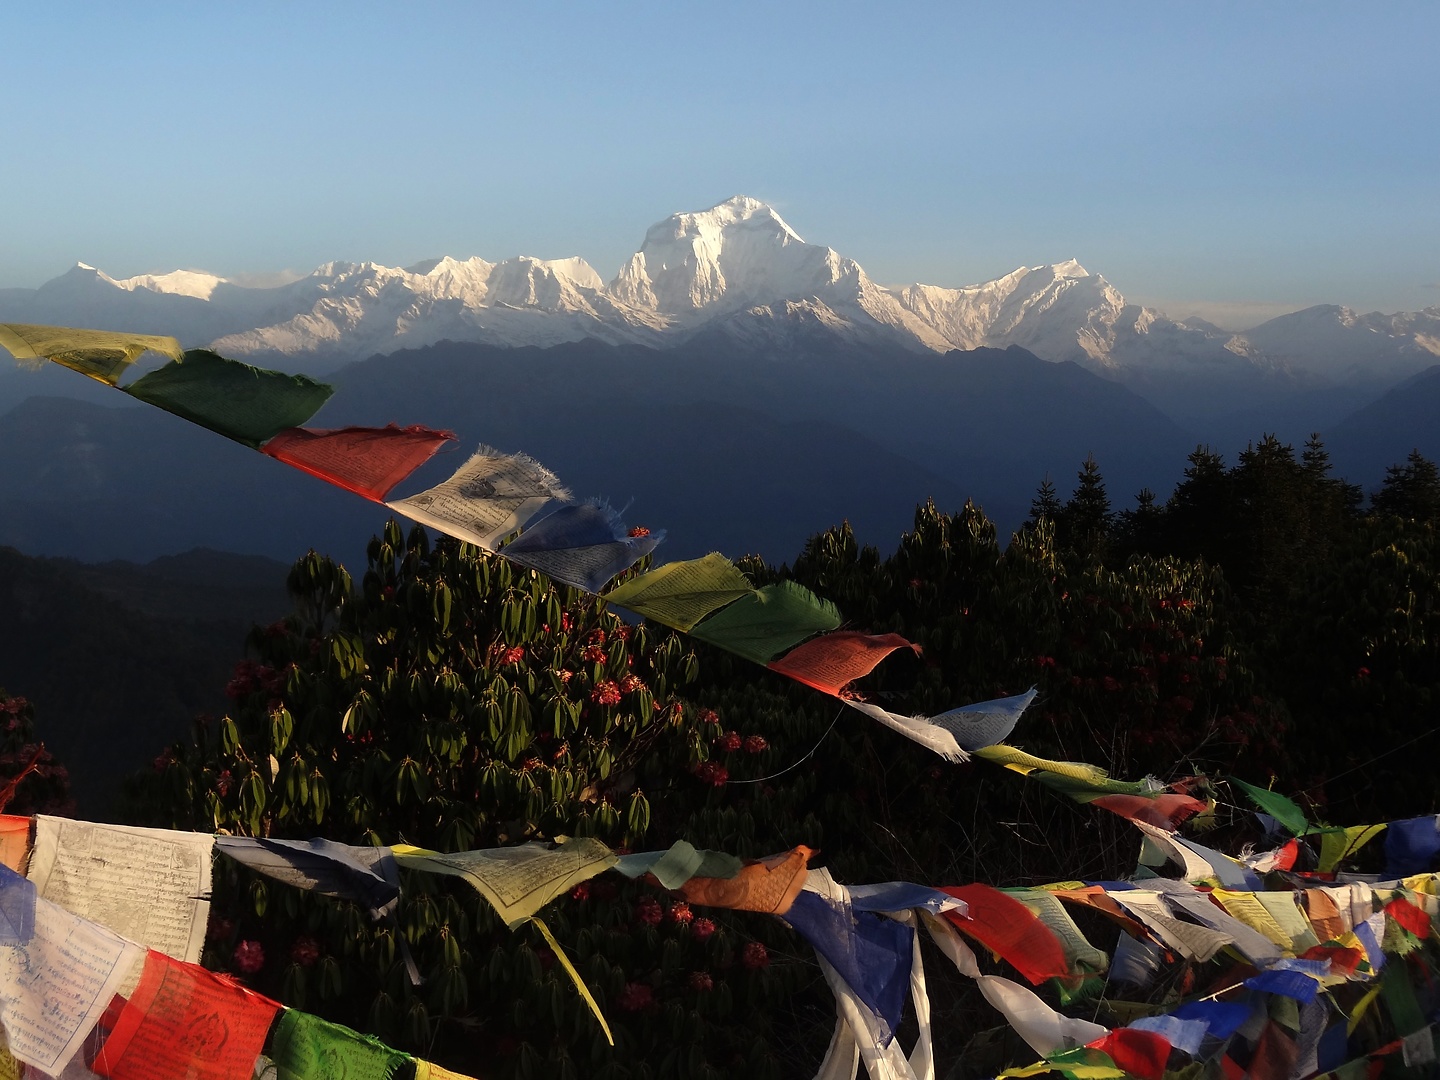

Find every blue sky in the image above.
[3,2,1436,326]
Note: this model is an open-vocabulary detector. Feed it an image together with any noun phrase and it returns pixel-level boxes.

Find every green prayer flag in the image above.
[688,579,841,664]
[271,1009,410,1080]
[1230,776,1311,836]
[602,552,756,630]
[614,840,743,888]
[0,322,184,385]
[122,349,333,448]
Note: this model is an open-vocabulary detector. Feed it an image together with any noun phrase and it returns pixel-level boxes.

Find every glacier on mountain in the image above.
[3,196,1437,390]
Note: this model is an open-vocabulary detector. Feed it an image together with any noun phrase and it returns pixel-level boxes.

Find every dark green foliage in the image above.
[1371,450,1440,523]
[0,688,74,816]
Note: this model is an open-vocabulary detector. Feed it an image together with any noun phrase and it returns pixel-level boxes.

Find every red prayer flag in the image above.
[1300,942,1365,977]
[1091,792,1207,830]
[260,424,456,502]
[766,632,919,696]
[939,883,1070,984]
[1385,896,1432,939]
[1086,1029,1171,1080]
[93,951,280,1080]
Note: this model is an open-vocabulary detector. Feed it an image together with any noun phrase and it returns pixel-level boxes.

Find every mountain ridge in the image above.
[4,196,1437,398]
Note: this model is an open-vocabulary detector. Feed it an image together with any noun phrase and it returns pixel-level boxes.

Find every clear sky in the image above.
[3,2,1436,327]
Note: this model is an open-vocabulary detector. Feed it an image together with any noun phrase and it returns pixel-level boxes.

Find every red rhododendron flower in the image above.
[695,762,728,787]
[620,674,646,693]
[743,735,767,754]
[617,982,654,1012]
[582,644,607,663]
[628,526,651,537]
[717,732,742,753]
[500,645,525,665]
[591,681,622,706]
[688,971,714,992]
[691,917,717,941]
[668,902,694,926]
[233,940,265,974]
[635,897,664,927]
[698,708,720,726]
[570,882,591,902]
[290,936,321,967]
[741,942,769,970]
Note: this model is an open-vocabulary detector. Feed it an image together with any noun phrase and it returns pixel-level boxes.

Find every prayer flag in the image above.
[391,838,614,929]
[929,687,1038,751]
[1244,968,1321,1003]
[768,631,918,695]
[677,845,813,915]
[613,841,741,889]
[502,502,663,593]
[0,817,28,875]
[0,865,35,946]
[0,892,143,1075]
[0,323,184,385]
[260,424,455,502]
[976,975,1108,1058]
[214,837,401,920]
[842,700,968,761]
[28,817,213,966]
[270,1009,410,1080]
[940,884,1071,984]
[122,349,333,448]
[785,886,914,1045]
[386,445,571,551]
[93,951,280,1080]
[1086,1029,1171,1080]
[600,553,755,631]
[688,581,841,664]
[1230,777,1310,837]
[1384,816,1440,877]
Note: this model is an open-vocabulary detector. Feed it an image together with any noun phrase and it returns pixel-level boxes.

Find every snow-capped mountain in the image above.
[3,196,1437,391]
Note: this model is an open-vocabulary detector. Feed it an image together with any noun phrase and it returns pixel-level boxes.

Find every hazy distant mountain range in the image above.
[4,196,1439,420]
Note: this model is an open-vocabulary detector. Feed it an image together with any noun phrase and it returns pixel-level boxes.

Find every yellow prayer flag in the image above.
[0,323,184,385]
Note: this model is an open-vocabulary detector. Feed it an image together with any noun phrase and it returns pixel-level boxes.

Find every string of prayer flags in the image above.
[92,950,280,1080]
[1229,776,1312,837]
[0,887,143,1076]
[613,840,742,889]
[939,884,1071,984]
[977,749,1206,830]
[501,501,664,593]
[842,699,970,761]
[213,837,401,920]
[269,1008,412,1080]
[0,323,184,385]
[391,837,615,929]
[122,349,333,448]
[768,631,920,696]
[27,817,213,966]
[386,445,571,551]
[676,845,813,915]
[0,818,27,876]
[259,424,456,502]
[601,552,756,631]
[687,580,841,665]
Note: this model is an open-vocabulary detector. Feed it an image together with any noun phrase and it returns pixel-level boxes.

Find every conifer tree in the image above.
[1058,455,1112,562]
[1025,475,1062,530]
[1371,449,1440,523]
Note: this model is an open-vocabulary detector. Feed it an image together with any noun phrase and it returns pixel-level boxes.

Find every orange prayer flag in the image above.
[93,951,280,1080]
[677,846,814,915]
[0,816,29,874]
[766,632,919,696]
[1301,888,1346,944]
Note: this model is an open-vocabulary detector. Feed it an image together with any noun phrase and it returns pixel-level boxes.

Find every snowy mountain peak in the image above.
[113,269,228,300]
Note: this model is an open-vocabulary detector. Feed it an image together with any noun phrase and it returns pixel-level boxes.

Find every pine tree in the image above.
[1026,475,1062,530]
[1058,455,1112,561]
[1371,450,1440,523]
